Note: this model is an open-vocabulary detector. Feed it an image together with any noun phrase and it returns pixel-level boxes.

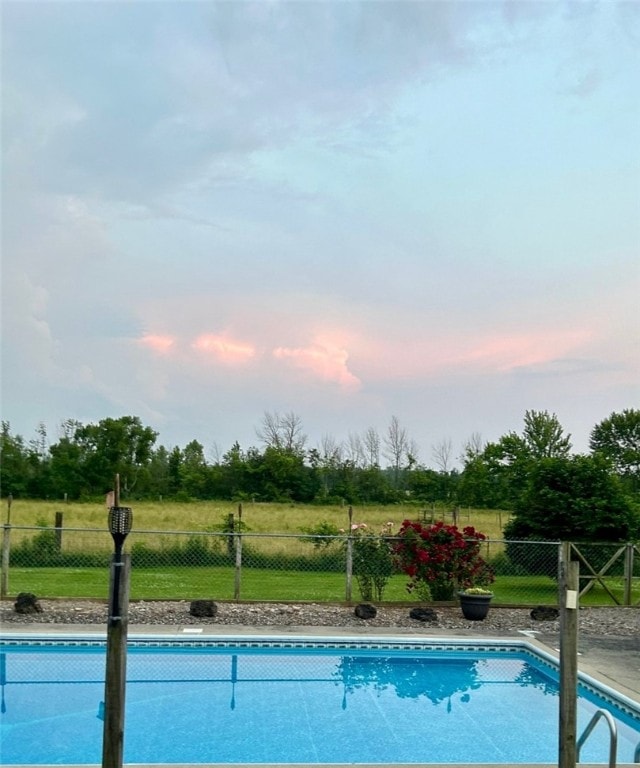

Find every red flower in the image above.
[393,520,494,599]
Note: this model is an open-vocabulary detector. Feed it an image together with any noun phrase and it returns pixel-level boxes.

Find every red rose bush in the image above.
[393,520,494,601]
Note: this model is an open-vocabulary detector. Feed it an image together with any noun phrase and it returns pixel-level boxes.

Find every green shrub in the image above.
[299,521,342,549]
[11,521,61,567]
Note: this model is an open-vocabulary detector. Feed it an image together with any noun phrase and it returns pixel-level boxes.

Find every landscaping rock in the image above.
[354,603,377,620]
[14,593,43,614]
[2,600,636,640]
[189,600,218,618]
[409,607,438,623]
[530,606,560,621]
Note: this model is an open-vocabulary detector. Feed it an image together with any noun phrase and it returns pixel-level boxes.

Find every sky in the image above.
[2,0,639,468]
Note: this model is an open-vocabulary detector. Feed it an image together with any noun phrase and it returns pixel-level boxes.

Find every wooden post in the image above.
[227,512,235,557]
[234,504,242,600]
[1,526,10,599]
[101,554,131,768]
[623,542,634,606]
[558,541,579,768]
[54,512,63,552]
[6,495,12,525]
[1,651,6,714]
[102,474,130,768]
[345,506,353,602]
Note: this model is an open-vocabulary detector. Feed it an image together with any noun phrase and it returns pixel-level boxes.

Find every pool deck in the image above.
[2,622,639,768]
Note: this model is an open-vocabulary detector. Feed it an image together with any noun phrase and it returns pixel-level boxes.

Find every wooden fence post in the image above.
[345,506,353,602]
[234,504,242,600]
[558,541,579,768]
[1,526,10,599]
[101,554,131,768]
[623,542,634,606]
[54,512,63,552]
[226,513,235,557]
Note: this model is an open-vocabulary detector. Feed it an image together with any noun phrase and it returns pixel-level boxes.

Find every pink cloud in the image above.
[138,334,176,354]
[273,337,361,390]
[192,333,256,365]
[465,330,593,371]
[357,327,594,379]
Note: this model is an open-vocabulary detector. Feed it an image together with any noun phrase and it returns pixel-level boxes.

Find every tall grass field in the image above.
[5,498,511,539]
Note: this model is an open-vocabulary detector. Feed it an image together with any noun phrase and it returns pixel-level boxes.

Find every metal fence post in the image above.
[558,541,580,768]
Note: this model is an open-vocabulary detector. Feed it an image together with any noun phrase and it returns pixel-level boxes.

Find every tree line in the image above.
[1,409,639,520]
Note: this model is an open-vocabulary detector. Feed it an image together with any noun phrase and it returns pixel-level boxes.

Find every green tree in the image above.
[355,464,390,503]
[50,416,158,497]
[167,446,183,497]
[0,422,29,497]
[407,466,458,504]
[256,446,318,502]
[308,434,343,501]
[212,441,249,499]
[460,410,572,509]
[590,409,640,494]
[179,440,209,498]
[521,409,572,458]
[504,454,639,543]
[49,432,86,499]
[144,445,171,498]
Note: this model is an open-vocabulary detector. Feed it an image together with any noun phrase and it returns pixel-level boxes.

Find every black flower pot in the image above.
[458,592,493,621]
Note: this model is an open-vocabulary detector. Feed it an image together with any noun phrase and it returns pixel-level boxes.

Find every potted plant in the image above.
[458,586,494,621]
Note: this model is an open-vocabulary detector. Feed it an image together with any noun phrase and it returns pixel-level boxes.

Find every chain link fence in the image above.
[1,523,638,605]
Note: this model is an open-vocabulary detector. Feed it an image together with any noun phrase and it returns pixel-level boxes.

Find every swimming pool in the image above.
[1,635,639,765]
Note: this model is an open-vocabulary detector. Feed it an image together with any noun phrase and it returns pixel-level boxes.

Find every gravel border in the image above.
[1,599,639,637]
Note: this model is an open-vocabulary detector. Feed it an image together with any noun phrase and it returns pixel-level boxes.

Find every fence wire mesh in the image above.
[2,524,638,605]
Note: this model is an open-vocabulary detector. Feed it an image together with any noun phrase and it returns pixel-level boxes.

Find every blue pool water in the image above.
[0,636,639,765]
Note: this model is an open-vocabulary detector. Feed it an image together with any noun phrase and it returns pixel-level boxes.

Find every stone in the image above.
[409,607,438,623]
[530,606,559,621]
[14,592,43,614]
[354,603,377,620]
[189,600,218,618]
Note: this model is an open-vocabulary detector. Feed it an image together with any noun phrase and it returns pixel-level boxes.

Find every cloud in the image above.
[138,335,176,355]
[273,337,361,391]
[353,324,595,382]
[464,330,593,372]
[511,357,619,378]
[192,333,256,365]
[0,1,527,210]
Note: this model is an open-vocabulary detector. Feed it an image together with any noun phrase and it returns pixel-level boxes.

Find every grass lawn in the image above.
[5,566,637,606]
